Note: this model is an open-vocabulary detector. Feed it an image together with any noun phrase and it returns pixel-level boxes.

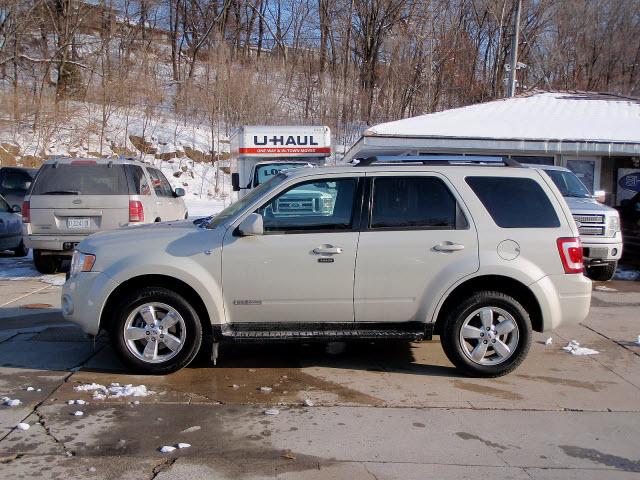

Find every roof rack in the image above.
[354,155,522,167]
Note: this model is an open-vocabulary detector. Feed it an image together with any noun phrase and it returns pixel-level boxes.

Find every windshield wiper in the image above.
[41,190,81,195]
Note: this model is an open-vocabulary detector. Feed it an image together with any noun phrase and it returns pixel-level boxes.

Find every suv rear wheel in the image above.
[441,291,532,377]
[33,250,61,274]
[111,287,202,374]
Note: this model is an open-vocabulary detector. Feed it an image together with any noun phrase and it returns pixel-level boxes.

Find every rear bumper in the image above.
[62,271,116,336]
[24,234,88,253]
[529,273,592,331]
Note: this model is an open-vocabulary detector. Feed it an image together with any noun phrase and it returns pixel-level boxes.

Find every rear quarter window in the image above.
[32,164,129,195]
[466,176,560,228]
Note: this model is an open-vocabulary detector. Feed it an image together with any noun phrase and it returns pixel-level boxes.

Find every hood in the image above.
[563,196,617,214]
[78,220,227,272]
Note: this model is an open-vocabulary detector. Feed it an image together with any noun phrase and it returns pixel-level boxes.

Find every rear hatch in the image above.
[28,162,131,235]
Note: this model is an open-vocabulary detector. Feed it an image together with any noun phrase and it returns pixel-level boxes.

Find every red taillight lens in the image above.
[22,201,30,223]
[557,237,584,274]
[129,200,144,223]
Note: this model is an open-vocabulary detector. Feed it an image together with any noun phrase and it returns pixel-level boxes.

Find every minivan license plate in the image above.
[67,218,90,229]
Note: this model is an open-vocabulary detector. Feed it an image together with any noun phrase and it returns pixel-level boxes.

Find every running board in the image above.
[217,322,432,343]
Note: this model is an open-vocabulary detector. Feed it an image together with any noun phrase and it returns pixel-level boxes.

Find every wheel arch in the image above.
[100,274,213,343]
[433,275,543,334]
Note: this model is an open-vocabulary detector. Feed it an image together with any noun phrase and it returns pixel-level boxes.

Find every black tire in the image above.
[585,262,617,282]
[110,286,202,374]
[33,250,60,274]
[440,291,532,378]
[12,241,29,257]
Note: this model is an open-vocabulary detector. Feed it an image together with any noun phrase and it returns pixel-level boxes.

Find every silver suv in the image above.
[61,157,592,377]
[23,158,187,273]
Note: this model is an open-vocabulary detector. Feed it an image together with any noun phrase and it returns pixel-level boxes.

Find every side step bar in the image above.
[217,322,433,343]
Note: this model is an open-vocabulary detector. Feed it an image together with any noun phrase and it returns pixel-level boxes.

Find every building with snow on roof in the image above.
[343,91,640,207]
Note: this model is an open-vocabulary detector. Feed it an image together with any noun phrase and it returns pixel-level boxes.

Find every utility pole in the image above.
[507,0,522,97]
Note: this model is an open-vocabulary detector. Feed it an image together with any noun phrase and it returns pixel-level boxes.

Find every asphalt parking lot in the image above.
[0,272,639,479]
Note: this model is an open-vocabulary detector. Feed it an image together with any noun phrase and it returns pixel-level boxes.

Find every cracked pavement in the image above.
[0,277,640,479]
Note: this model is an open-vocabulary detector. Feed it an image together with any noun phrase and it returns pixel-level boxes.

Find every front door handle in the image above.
[433,242,465,252]
[313,245,343,255]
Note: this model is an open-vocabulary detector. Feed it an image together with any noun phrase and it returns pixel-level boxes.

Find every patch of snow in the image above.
[0,252,66,284]
[73,410,84,416]
[74,383,153,399]
[3,397,21,407]
[88,467,96,472]
[595,285,617,292]
[636,335,640,346]
[25,387,35,392]
[545,337,553,345]
[259,386,273,393]
[563,340,599,356]
[160,446,176,453]
[303,399,314,407]
[177,443,191,449]
[613,267,640,281]
[16,423,30,431]
[264,408,280,416]
[181,426,201,433]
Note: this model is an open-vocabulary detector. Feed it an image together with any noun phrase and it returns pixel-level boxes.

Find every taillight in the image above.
[22,201,30,223]
[129,200,144,223]
[557,237,584,274]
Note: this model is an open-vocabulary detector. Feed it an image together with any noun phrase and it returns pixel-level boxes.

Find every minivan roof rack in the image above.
[354,155,522,167]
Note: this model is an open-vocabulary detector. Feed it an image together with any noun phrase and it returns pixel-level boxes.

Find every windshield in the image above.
[545,169,591,198]
[207,173,287,229]
[254,163,310,186]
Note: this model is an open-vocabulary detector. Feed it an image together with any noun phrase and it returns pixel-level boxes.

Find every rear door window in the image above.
[32,164,129,195]
[370,177,462,230]
[148,168,174,197]
[466,176,560,228]
[126,165,152,195]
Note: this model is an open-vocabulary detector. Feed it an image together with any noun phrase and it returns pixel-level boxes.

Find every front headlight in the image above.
[605,214,621,237]
[70,251,96,277]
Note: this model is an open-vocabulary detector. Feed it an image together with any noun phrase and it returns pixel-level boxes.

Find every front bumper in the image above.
[62,271,117,336]
[529,273,592,331]
[24,234,88,253]
[581,232,623,265]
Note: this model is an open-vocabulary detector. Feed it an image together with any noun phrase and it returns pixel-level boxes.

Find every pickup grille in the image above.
[573,214,605,236]
[574,214,604,224]
[275,198,315,214]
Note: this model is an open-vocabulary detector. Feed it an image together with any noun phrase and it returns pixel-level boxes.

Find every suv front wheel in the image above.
[441,291,532,377]
[111,287,202,374]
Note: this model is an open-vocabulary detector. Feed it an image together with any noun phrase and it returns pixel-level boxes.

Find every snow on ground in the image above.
[0,252,65,285]
[614,266,640,281]
[74,383,153,400]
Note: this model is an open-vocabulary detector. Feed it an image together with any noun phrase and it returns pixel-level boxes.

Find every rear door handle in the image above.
[433,242,465,252]
[313,245,343,255]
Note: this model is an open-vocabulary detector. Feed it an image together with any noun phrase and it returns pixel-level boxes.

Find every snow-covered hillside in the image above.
[0,102,234,218]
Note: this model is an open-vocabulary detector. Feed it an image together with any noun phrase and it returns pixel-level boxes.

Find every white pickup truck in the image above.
[531,164,622,281]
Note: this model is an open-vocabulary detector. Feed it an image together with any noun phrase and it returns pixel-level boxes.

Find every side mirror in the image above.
[237,213,264,236]
[11,204,21,213]
[231,173,240,192]
[174,187,186,197]
[593,190,606,203]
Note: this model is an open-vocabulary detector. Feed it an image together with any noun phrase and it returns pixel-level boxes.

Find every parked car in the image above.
[0,194,28,256]
[61,156,591,377]
[23,158,188,274]
[0,167,38,209]
[525,164,622,281]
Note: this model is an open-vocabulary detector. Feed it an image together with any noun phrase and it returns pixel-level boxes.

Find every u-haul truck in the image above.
[230,125,331,199]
